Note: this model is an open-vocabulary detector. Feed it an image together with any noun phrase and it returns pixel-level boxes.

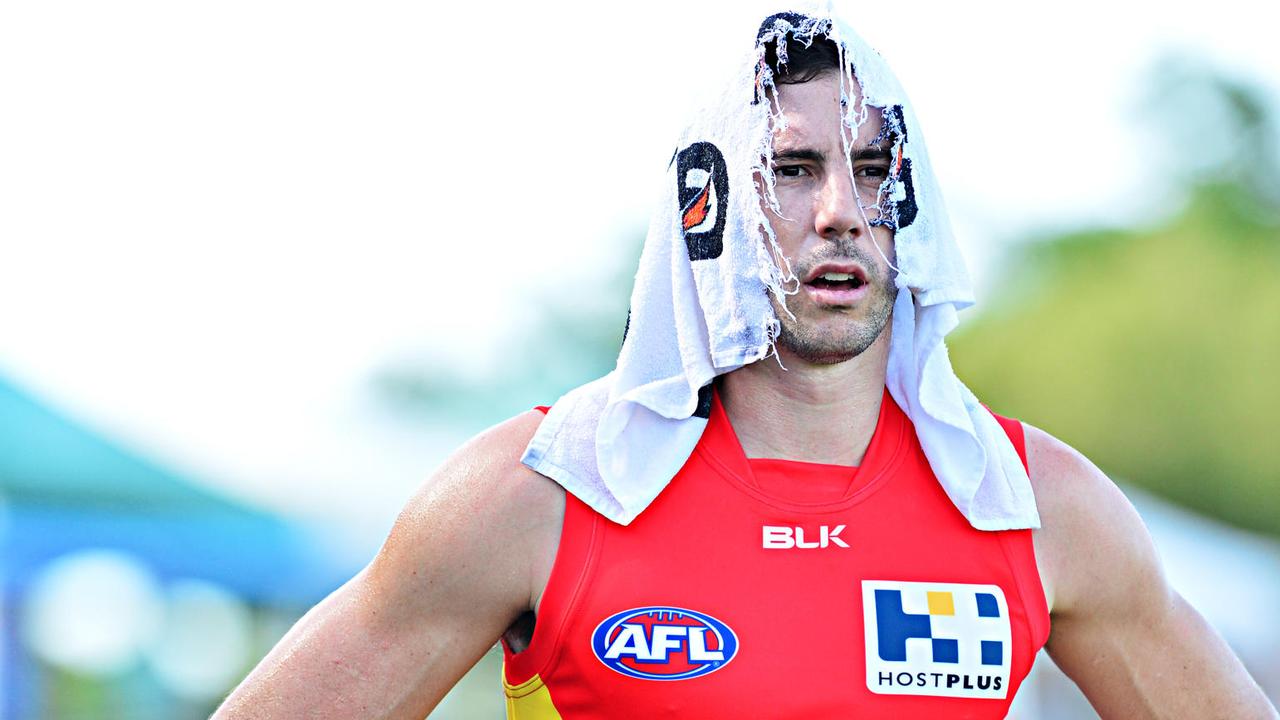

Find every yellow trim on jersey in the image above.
[503,665,564,720]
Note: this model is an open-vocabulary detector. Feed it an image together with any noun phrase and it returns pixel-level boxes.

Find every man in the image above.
[216,11,1276,719]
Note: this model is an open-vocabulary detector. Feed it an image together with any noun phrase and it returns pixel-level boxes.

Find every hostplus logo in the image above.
[862,580,1012,699]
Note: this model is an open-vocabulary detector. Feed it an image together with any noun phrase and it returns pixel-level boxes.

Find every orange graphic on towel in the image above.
[674,141,727,261]
[682,182,711,231]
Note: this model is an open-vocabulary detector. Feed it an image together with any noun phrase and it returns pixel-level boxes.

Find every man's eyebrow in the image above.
[771,148,826,164]
[771,146,891,164]
[851,145,892,162]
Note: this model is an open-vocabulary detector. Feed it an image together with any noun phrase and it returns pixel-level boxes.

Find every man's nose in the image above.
[813,169,865,241]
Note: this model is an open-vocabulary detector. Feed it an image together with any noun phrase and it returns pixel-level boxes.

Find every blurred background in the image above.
[1,1,1277,718]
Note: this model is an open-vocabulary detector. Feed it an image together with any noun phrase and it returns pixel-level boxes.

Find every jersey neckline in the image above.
[695,385,911,514]
[746,457,858,504]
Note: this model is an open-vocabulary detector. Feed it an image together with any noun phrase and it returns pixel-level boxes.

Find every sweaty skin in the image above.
[214,72,1278,720]
[215,411,562,719]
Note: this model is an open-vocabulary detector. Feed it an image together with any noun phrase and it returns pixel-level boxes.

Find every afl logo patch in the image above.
[591,606,738,681]
[674,142,729,262]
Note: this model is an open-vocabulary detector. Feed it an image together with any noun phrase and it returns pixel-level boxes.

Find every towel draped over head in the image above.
[521,1,1040,531]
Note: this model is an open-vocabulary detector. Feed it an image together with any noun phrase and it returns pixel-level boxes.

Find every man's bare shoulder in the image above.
[372,409,565,615]
[1021,421,1137,544]
[1020,421,1154,616]
[1018,424,1277,717]
[214,411,566,719]
[391,409,562,531]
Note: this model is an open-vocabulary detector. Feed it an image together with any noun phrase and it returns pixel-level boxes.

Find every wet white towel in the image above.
[521,3,1040,531]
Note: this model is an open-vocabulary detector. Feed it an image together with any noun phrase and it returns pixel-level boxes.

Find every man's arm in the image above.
[214,410,564,719]
[1025,423,1277,719]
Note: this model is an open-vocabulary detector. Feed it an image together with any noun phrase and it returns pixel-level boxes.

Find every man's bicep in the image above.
[1049,586,1273,719]
[1028,424,1276,718]
[216,410,553,719]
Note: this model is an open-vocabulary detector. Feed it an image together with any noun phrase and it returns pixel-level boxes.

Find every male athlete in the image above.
[216,11,1277,720]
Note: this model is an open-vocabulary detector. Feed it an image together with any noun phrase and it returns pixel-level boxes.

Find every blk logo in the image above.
[762,525,849,549]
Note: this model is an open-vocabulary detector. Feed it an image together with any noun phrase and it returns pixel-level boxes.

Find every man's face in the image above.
[764,71,898,365]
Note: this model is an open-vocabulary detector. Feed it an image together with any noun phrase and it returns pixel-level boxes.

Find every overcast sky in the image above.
[2,0,1277,547]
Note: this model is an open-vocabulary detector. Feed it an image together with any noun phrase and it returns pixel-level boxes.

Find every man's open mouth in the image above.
[806,271,866,292]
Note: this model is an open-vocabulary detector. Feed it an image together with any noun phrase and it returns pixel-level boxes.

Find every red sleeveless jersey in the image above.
[503,389,1049,718]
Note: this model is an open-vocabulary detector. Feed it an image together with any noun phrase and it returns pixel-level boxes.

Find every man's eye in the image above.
[775,165,809,178]
[855,164,890,179]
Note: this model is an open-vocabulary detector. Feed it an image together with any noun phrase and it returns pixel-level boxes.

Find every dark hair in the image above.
[756,13,842,85]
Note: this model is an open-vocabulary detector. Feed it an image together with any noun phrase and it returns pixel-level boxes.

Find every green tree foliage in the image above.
[952,57,1280,537]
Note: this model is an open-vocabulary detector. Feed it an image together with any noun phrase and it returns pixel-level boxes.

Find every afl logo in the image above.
[675,142,729,262]
[591,606,739,681]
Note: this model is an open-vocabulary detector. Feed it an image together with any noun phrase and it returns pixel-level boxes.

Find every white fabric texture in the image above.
[521,3,1040,531]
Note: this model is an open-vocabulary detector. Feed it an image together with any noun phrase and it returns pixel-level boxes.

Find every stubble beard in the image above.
[773,242,897,365]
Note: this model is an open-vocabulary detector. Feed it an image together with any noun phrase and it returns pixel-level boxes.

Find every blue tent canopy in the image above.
[0,376,357,605]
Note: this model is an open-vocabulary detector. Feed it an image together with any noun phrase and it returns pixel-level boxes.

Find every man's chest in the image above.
[505,453,1049,719]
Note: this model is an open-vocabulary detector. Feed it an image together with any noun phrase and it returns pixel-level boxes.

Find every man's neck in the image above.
[718,329,890,466]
